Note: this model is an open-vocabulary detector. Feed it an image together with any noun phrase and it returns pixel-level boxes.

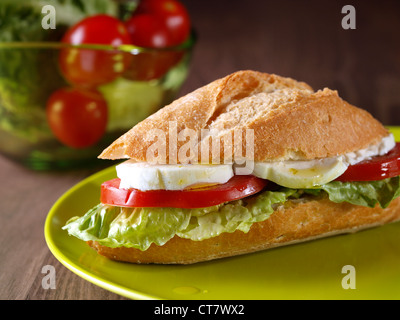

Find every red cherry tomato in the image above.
[46,88,108,149]
[123,0,191,80]
[336,142,400,181]
[100,175,268,208]
[59,14,132,87]
[122,49,183,81]
[135,0,191,46]
[124,13,184,81]
[125,13,173,48]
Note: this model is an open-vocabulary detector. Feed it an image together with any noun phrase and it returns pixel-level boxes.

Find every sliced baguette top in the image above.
[99,70,389,163]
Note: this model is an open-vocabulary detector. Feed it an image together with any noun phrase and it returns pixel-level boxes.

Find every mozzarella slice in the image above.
[342,133,395,165]
[116,160,234,191]
[250,134,395,189]
[252,157,348,189]
[116,134,395,191]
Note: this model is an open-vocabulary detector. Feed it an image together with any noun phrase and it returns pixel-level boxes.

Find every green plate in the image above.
[45,127,400,300]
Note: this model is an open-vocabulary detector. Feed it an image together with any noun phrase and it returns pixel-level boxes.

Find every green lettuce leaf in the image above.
[63,177,400,250]
[63,189,298,251]
[305,176,400,208]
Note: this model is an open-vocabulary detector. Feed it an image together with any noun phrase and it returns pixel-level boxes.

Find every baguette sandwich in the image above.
[63,70,400,264]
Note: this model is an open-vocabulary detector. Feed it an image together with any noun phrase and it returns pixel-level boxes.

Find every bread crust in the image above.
[99,70,388,163]
[87,196,400,264]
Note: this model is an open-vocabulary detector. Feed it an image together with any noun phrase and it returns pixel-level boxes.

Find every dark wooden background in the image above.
[181,0,400,125]
[1,0,400,300]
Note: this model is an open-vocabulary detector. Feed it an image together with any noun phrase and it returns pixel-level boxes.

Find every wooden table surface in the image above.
[1,0,400,300]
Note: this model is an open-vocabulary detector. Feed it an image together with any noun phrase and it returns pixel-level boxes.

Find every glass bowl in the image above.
[0,34,195,170]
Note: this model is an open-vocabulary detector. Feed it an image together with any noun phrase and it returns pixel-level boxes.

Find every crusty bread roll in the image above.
[86,70,399,264]
[99,70,389,162]
[88,195,400,264]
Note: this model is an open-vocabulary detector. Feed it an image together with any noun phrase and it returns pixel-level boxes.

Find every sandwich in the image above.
[63,70,400,264]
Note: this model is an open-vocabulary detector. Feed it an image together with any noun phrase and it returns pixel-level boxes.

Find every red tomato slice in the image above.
[100,175,268,208]
[336,142,400,182]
